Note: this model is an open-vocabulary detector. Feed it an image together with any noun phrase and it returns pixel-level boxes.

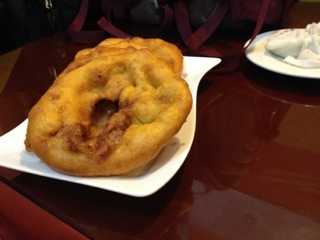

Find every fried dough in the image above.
[25,41,192,177]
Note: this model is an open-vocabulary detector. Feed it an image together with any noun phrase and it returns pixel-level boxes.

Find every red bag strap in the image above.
[67,0,106,44]
[174,0,230,47]
[174,0,272,66]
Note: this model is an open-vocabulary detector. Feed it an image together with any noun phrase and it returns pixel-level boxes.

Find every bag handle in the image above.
[174,0,229,47]
[174,0,272,66]
[97,0,140,38]
[67,0,106,44]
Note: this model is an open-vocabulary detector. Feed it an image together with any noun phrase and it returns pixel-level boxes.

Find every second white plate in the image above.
[245,29,320,79]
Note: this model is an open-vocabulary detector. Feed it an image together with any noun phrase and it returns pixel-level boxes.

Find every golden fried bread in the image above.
[25,43,192,177]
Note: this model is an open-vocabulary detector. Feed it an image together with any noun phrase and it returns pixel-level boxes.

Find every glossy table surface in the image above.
[1,2,320,239]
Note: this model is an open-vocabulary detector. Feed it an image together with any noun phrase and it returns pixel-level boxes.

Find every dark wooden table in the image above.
[1,2,320,239]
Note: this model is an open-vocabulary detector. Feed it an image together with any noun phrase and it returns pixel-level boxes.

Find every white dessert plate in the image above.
[0,56,221,197]
[245,29,320,79]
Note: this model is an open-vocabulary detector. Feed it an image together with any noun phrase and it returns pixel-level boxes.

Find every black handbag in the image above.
[1,0,82,53]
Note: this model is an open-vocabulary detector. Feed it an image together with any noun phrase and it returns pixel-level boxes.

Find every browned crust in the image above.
[25,43,192,177]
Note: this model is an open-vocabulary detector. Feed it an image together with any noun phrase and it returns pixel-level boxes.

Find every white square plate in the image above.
[0,56,220,197]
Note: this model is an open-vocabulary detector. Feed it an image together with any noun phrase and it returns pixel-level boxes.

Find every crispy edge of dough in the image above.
[25,48,192,176]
